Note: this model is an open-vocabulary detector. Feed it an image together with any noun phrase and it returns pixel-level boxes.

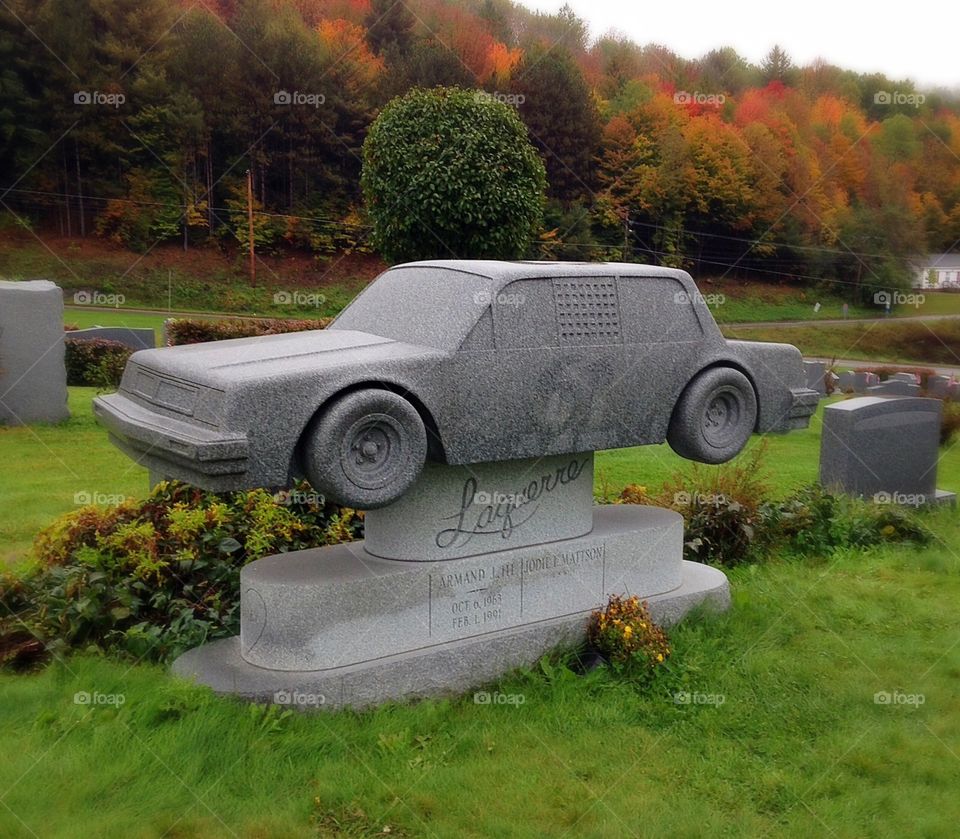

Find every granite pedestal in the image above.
[173,454,730,708]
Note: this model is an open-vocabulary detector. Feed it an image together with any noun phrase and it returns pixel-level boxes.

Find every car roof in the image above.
[390,260,694,291]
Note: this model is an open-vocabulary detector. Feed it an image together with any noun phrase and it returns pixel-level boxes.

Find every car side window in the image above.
[618,277,704,344]
[493,280,558,349]
[458,306,494,352]
[552,277,622,346]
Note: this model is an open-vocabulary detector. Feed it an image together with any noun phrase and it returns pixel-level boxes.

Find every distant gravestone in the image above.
[837,371,855,392]
[853,371,877,392]
[890,372,919,384]
[867,380,921,397]
[0,280,68,425]
[803,360,826,395]
[820,396,954,506]
[67,326,155,350]
[927,375,951,398]
[826,371,840,393]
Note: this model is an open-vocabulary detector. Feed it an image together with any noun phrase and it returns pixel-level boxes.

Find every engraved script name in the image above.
[435,457,589,549]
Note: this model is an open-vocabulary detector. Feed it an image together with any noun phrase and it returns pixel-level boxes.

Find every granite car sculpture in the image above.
[94,261,818,508]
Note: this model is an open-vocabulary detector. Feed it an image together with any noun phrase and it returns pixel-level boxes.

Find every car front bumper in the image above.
[93,392,249,487]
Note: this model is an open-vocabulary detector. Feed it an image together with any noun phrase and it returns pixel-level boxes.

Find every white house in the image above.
[912,253,960,289]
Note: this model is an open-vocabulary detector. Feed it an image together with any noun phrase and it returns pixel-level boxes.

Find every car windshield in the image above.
[330,266,492,351]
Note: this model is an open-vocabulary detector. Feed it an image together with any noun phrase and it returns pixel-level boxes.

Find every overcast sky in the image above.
[523,0,958,90]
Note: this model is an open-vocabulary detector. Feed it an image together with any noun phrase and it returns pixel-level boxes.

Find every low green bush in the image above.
[165,317,329,346]
[64,337,133,388]
[0,481,361,665]
[618,448,931,566]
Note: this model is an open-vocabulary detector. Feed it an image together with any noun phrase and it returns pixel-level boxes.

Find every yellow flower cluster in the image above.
[588,594,671,670]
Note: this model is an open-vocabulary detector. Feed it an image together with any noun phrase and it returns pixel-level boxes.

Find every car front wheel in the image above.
[301,389,427,509]
[667,367,757,464]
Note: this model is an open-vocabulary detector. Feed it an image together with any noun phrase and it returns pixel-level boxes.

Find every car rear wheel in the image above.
[667,367,757,464]
[301,389,427,509]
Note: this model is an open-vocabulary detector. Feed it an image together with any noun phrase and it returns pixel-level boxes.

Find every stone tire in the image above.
[667,367,757,464]
[302,389,427,509]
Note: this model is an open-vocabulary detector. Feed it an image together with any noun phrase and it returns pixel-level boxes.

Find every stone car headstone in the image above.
[0,280,68,425]
[67,326,155,350]
[91,260,823,710]
[819,396,954,507]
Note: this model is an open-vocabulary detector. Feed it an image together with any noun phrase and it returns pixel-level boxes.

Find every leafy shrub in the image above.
[1,481,362,663]
[165,317,329,346]
[587,595,670,676]
[64,337,133,388]
[361,86,546,262]
[628,445,774,566]
[617,446,931,565]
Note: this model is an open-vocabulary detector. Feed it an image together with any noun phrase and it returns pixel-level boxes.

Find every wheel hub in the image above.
[341,414,405,490]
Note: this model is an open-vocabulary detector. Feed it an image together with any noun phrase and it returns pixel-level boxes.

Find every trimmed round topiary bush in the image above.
[361,86,547,262]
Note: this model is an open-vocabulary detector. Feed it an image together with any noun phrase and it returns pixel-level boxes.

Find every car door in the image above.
[616,275,707,446]
[548,275,626,452]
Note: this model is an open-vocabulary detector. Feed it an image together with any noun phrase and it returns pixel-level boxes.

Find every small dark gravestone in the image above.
[0,280,68,425]
[837,371,855,392]
[95,260,819,708]
[67,326,155,350]
[804,361,826,395]
[890,372,919,384]
[866,380,921,397]
[820,396,954,506]
[926,375,951,398]
[853,371,879,392]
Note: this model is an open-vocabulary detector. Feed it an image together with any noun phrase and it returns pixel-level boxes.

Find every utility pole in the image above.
[246,169,256,284]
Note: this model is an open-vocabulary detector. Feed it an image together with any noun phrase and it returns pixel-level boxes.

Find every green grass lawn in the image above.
[0,389,148,565]
[64,308,171,343]
[3,391,960,837]
[2,526,959,837]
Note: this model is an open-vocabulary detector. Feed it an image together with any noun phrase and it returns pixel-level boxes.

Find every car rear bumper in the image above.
[779,387,820,430]
[93,392,249,484]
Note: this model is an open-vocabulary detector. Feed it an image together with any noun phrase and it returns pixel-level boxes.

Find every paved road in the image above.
[805,357,960,376]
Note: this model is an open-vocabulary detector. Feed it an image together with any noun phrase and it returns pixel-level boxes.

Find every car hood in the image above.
[124,329,444,386]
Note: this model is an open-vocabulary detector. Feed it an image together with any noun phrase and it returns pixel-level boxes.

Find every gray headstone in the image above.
[804,360,826,395]
[819,396,945,505]
[0,280,68,425]
[866,380,921,397]
[67,326,155,350]
[826,371,840,392]
[927,375,950,398]
[890,372,919,384]
[173,502,730,709]
[837,371,855,392]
